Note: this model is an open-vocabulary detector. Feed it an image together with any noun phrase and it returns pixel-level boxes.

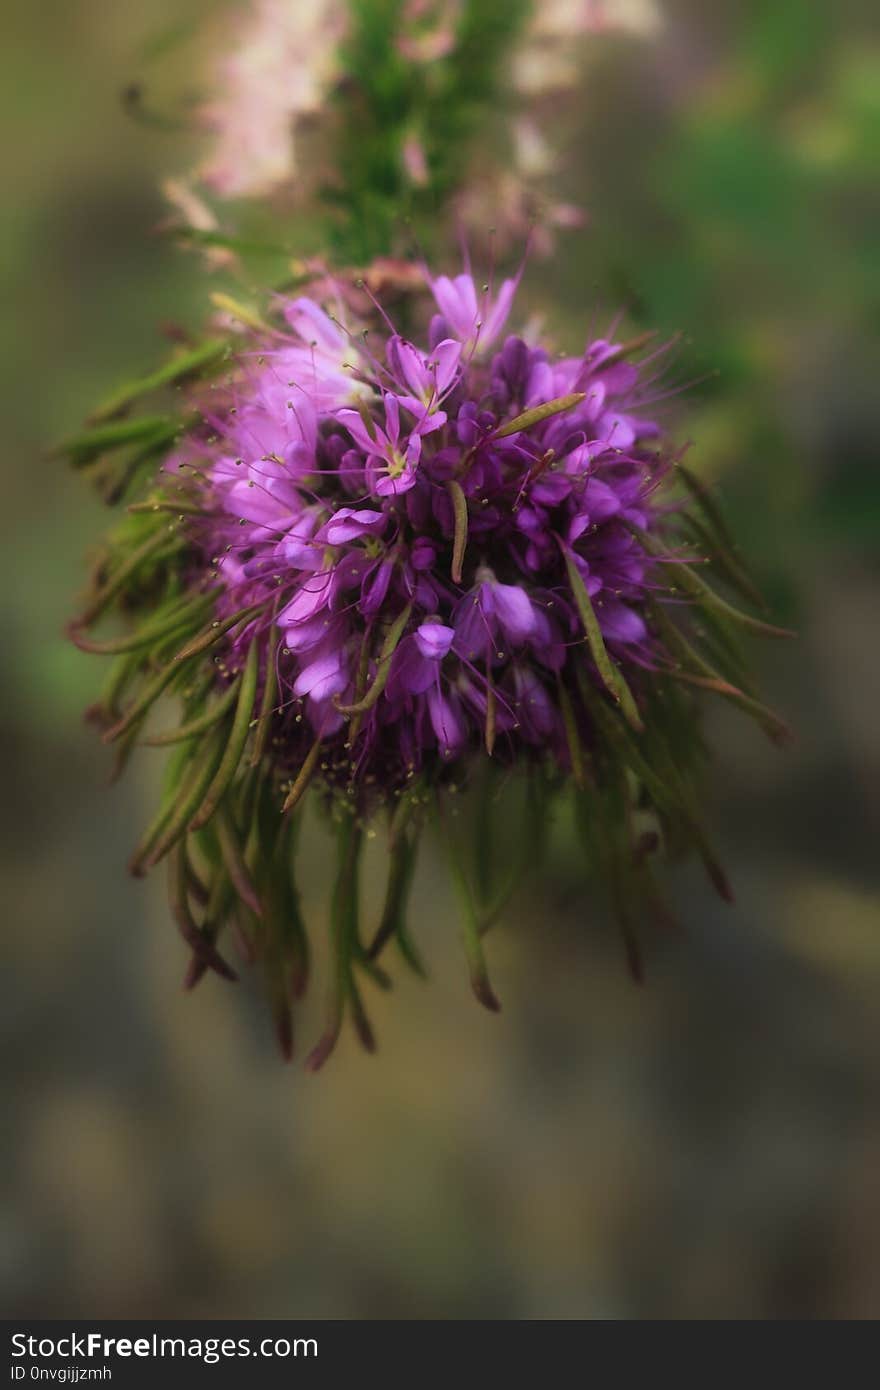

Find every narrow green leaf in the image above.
[190,639,260,829]
[281,737,323,813]
[99,423,184,504]
[143,733,226,869]
[494,391,586,438]
[85,650,142,728]
[210,292,272,334]
[71,587,216,656]
[214,804,262,917]
[142,674,241,745]
[248,632,279,766]
[173,602,264,662]
[577,667,731,898]
[90,340,228,423]
[683,510,766,612]
[76,527,178,627]
[54,414,173,468]
[128,742,196,875]
[577,671,682,821]
[675,461,737,551]
[562,547,644,731]
[167,843,237,982]
[447,479,468,584]
[651,602,789,743]
[172,226,292,257]
[367,833,418,963]
[305,818,365,1071]
[271,812,309,998]
[630,524,794,639]
[103,650,190,743]
[335,603,412,715]
[437,804,501,1013]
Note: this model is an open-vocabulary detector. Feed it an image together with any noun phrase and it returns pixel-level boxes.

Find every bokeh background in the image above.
[2,0,878,1319]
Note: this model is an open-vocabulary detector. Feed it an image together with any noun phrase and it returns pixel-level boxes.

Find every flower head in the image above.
[68,263,788,1066]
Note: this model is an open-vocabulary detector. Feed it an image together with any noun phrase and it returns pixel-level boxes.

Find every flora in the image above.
[62,265,789,1066]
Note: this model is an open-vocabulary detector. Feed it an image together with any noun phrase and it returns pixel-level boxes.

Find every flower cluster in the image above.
[66,266,788,1065]
[182,270,666,783]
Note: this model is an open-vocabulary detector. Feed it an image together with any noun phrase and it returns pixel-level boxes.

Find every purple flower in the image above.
[386,335,461,430]
[170,260,683,794]
[429,272,518,352]
[390,622,455,697]
[317,507,388,546]
[338,393,424,496]
[454,570,537,662]
[74,254,782,1066]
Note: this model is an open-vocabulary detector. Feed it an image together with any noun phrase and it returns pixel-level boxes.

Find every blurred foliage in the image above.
[328,0,529,259]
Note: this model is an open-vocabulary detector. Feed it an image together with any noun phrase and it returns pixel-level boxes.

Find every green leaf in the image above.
[210,292,272,334]
[447,479,469,584]
[367,833,419,967]
[143,732,227,869]
[651,601,789,743]
[76,526,177,627]
[54,415,174,468]
[577,670,732,903]
[437,803,501,1013]
[335,603,412,715]
[167,843,237,982]
[305,818,368,1071]
[494,392,586,438]
[142,675,242,745]
[103,648,192,743]
[562,547,644,731]
[190,639,260,830]
[214,804,263,919]
[281,737,323,814]
[70,592,215,656]
[249,629,279,767]
[173,602,264,663]
[630,524,794,639]
[90,340,228,423]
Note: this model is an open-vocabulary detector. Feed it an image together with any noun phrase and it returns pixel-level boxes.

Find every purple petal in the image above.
[337,408,376,454]
[599,599,647,645]
[432,338,462,393]
[283,298,346,352]
[317,507,387,545]
[488,582,535,644]
[482,277,517,347]
[427,688,466,758]
[293,645,349,701]
[279,568,334,624]
[414,622,455,661]
[383,392,400,442]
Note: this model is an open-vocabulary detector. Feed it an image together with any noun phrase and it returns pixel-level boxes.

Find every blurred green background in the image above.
[2,0,878,1318]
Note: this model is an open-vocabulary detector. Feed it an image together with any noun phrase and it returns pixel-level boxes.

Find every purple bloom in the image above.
[162,261,688,798]
[337,393,425,496]
[317,507,388,545]
[73,256,784,1065]
[454,570,537,662]
[386,335,461,430]
[428,272,518,352]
